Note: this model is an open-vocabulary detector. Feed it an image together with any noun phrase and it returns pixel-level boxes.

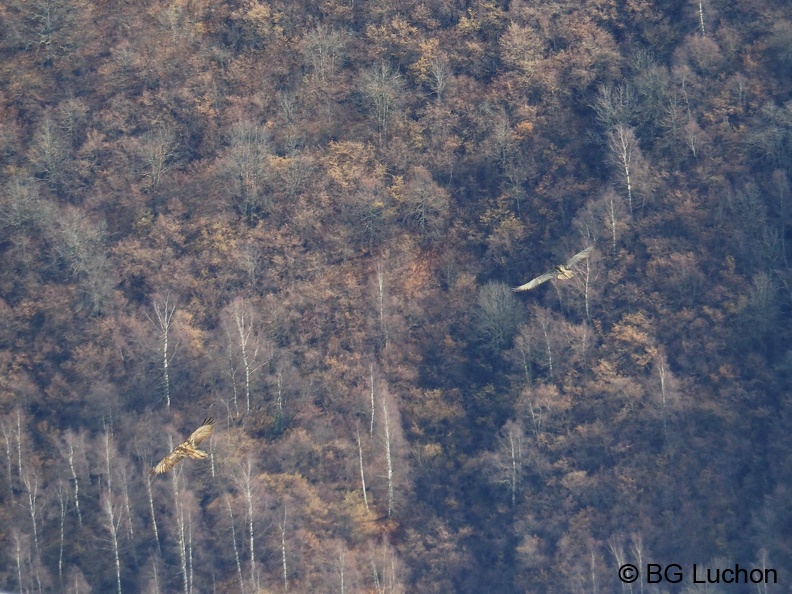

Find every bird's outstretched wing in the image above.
[151,448,189,476]
[512,270,556,292]
[150,418,215,476]
[564,246,594,267]
[187,417,215,446]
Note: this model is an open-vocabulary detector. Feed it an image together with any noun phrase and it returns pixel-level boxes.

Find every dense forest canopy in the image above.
[1,0,792,592]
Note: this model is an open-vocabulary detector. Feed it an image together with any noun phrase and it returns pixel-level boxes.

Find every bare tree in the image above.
[694,0,707,36]
[145,473,162,556]
[362,62,404,148]
[606,188,628,253]
[560,246,602,323]
[607,124,639,215]
[662,91,688,149]
[1,413,19,498]
[52,207,115,313]
[481,105,515,171]
[130,128,179,189]
[11,528,32,594]
[369,539,404,593]
[0,176,54,234]
[233,458,261,591]
[515,384,566,442]
[280,506,289,592]
[223,120,271,221]
[30,112,69,191]
[382,399,395,518]
[301,25,345,84]
[224,297,270,414]
[16,0,80,65]
[170,469,194,594]
[150,295,178,410]
[651,353,680,441]
[488,419,525,508]
[630,534,645,594]
[374,265,389,350]
[510,325,535,387]
[101,489,124,594]
[428,56,451,100]
[21,466,44,593]
[532,306,556,378]
[608,538,631,594]
[119,466,136,543]
[573,189,627,255]
[357,423,370,512]
[475,282,522,355]
[60,430,86,526]
[378,385,407,518]
[56,480,67,588]
[399,167,450,241]
[593,84,636,131]
[225,495,246,594]
[369,364,377,436]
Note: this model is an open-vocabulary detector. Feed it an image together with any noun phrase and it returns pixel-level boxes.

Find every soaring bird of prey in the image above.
[150,418,215,476]
[512,246,594,292]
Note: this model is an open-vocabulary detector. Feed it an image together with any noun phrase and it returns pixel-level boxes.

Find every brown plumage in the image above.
[512,246,594,292]
[150,418,215,476]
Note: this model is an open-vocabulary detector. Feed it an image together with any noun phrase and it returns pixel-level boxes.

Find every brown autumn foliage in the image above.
[1,0,792,591]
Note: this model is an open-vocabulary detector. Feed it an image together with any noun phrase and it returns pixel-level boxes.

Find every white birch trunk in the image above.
[356,425,369,512]
[152,296,177,411]
[102,491,123,594]
[382,401,394,518]
[226,497,246,594]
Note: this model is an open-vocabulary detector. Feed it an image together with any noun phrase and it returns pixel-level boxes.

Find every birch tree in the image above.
[378,385,408,518]
[223,297,270,414]
[488,420,525,508]
[56,481,67,588]
[356,423,370,512]
[1,410,23,498]
[374,264,389,350]
[369,539,404,593]
[301,25,345,84]
[233,458,261,591]
[60,430,86,527]
[382,399,395,518]
[573,189,628,255]
[593,84,636,132]
[150,295,178,410]
[428,56,451,100]
[225,495,246,594]
[101,489,124,594]
[130,128,179,189]
[561,245,602,324]
[30,112,69,191]
[223,120,271,221]
[52,207,115,313]
[145,472,162,556]
[532,306,556,378]
[280,506,289,592]
[21,466,45,593]
[607,124,638,215]
[362,62,404,148]
[170,469,194,594]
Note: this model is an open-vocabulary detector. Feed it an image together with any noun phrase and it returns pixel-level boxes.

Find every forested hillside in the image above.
[1,0,792,592]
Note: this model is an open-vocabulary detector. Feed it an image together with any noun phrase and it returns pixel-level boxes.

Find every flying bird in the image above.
[150,417,215,476]
[512,246,594,292]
